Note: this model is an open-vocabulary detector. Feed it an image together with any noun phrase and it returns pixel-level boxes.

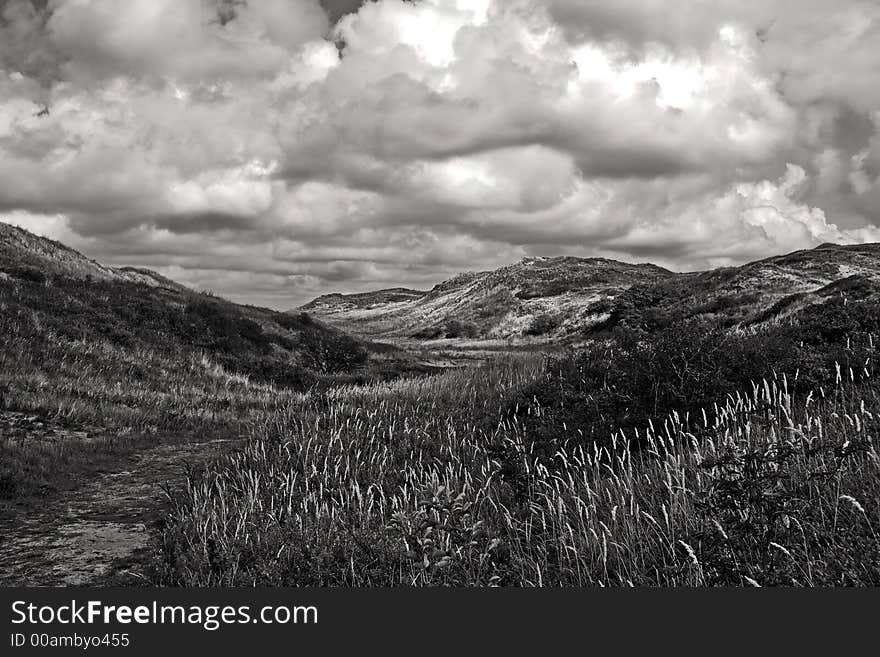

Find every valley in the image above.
[1,223,879,586]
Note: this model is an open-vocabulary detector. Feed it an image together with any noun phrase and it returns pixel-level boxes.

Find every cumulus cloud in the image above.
[1,0,879,307]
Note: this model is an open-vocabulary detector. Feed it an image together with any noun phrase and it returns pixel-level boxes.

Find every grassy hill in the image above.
[299,244,880,342]
[299,256,673,340]
[0,222,187,290]
[0,222,379,430]
[598,242,880,332]
[3,221,879,586]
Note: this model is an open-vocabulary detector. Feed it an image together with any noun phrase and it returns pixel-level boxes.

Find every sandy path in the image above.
[0,437,240,587]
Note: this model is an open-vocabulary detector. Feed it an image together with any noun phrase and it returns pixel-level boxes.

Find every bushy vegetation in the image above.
[154,294,880,586]
[155,355,879,586]
[0,273,368,390]
[524,313,561,336]
[3,241,880,586]
[515,294,880,458]
[0,272,369,502]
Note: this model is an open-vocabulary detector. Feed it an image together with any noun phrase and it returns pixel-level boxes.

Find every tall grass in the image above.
[0,322,293,433]
[0,323,299,502]
[156,360,879,586]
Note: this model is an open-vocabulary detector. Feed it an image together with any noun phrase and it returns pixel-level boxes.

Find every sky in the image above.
[1,0,880,308]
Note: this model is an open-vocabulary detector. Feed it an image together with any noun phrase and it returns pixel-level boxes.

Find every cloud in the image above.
[0,0,879,308]
[46,0,329,82]
[0,0,60,93]
[599,164,880,266]
[544,0,880,112]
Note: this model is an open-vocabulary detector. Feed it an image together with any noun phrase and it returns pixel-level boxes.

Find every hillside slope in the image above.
[299,244,880,341]
[604,242,880,333]
[0,223,187,291]
[300,256,673,340]
[0,222,369,395]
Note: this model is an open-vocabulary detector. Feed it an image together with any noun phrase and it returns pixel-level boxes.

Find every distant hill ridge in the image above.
[298,244,880,341]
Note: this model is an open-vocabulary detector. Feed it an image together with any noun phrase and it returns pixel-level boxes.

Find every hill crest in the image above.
[297,254,675,340]
[298,243,880,342]
[0,222,186,291]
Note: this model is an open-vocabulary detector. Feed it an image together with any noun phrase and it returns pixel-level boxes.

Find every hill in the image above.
[299,244,880,341]
[0,222,187,291]
[299,256,673,340]
[0,222,373,416]
[602,242,880,333]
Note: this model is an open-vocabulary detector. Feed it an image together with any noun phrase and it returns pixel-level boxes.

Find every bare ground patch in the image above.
[0,435,241,586]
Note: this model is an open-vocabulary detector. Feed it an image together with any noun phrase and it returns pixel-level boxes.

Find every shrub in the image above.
[10,266,47,285]
[512,296,880,458]
[184,297,267,353]
[694,422,878,585]
[524,313,560,336]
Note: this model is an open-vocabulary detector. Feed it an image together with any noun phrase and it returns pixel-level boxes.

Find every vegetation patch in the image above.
[154,293,880,586]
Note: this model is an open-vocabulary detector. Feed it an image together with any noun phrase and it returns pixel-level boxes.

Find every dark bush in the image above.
[524,313,560,336]
[10,266,47,285]
[694,433,877,585]
[275,312,314,331]
[184,297,269,354]
[511,295,880,461]
[443,320,479,339]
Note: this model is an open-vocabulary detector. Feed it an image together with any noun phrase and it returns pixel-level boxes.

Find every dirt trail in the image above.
[0,436,240,586]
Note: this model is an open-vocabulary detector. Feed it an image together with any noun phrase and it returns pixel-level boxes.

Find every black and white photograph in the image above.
[1,0,880,614]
